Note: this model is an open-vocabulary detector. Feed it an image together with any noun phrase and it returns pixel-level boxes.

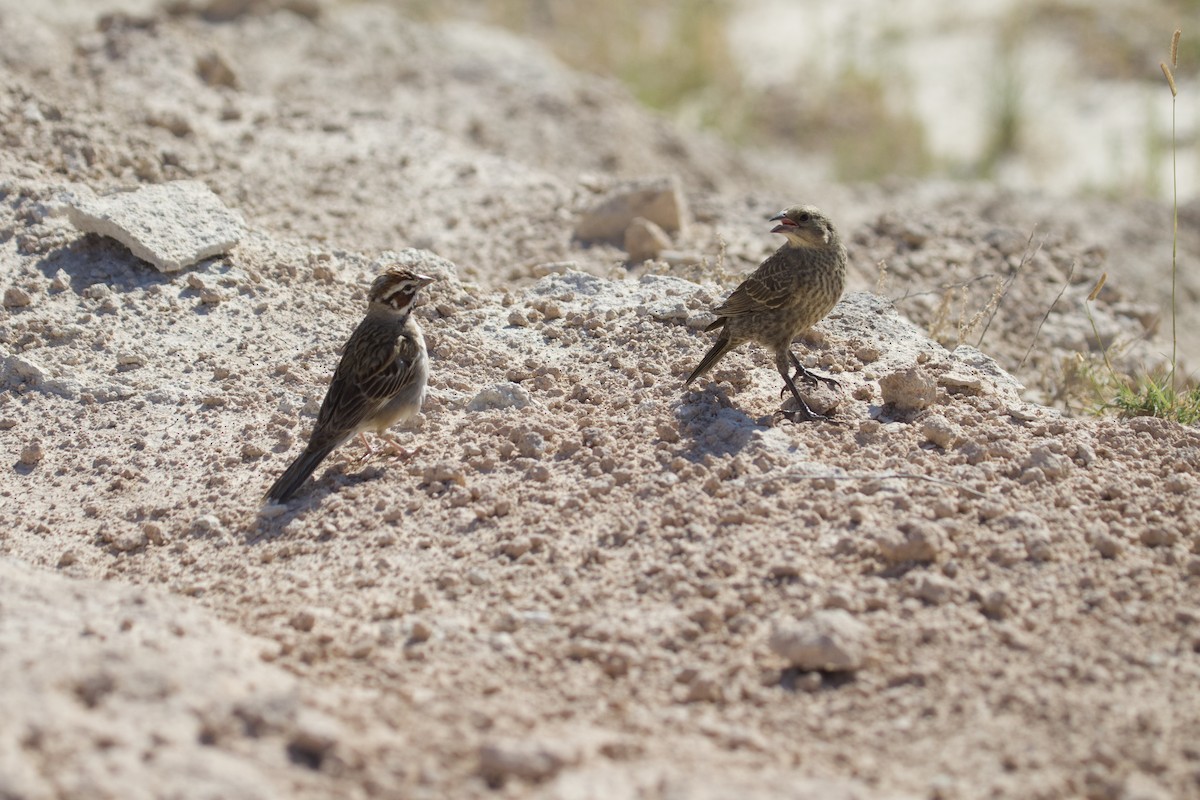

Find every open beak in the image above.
[770,211,796,235]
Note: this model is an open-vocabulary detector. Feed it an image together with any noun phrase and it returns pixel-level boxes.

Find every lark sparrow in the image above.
[265,267,434,503]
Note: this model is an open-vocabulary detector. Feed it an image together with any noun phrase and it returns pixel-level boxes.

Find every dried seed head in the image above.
[1087,273,1107,302]
[1162,62,1178,97]
[1171,29,1181,68]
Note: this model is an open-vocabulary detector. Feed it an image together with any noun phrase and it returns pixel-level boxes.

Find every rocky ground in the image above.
[2,2,1199,799]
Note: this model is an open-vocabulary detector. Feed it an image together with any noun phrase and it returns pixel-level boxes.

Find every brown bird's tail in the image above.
[685,326,734,387]
[265,440,338,503]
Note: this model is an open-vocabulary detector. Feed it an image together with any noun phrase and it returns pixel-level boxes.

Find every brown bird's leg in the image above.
[776,354,829,422]
[778,352,839,399]
[788,350,840,390]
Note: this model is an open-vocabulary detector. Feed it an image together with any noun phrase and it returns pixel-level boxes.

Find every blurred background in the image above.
[404,0,1199,200]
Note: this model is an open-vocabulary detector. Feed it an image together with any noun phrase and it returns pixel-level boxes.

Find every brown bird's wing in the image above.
[711,250,795,318]
[312,321,419,442]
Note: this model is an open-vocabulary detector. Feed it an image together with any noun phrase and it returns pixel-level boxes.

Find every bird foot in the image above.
[786,352,841,391]
[781,372,839,398]
[779,404,835,424]
[792,365,840,391]
[803,370,841,391]
[778,375,839,402]
[381,440,423,461]
[354,433,422,464]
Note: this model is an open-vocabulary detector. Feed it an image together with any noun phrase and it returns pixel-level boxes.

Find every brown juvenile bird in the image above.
[685,204,846,421]
[265,267,434,503]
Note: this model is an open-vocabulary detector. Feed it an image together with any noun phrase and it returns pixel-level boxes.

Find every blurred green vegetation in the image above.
[390,0,1199,187]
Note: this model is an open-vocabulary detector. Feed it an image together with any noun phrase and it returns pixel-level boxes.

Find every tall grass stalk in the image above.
[1080,29,1200,425]
[1163,27,1181,389]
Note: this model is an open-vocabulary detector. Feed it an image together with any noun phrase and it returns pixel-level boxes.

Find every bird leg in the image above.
[789,351,840,390]
[354,433,423,464]
[778,366,830,423]
[355,432,380,463]
[778,352,840,400]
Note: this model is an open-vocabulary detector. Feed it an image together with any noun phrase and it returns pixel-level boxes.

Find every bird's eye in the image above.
[796,212,812,223]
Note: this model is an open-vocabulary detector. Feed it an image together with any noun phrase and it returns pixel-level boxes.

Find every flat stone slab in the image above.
[67,180,244,272]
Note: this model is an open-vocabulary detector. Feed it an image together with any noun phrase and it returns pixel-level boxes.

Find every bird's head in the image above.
[770,205,835,249]
[369,267,435,314]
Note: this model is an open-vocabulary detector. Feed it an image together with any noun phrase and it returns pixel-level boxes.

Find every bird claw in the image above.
[383,441,423,461]
[355,434,422,464]
[791,365,840,390]
[806,372,841,391]
[780,405,834,424]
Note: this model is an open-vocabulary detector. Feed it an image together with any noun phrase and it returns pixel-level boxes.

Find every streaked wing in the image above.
[358,334,421,401]
[711,251,793,318]
[314,322,416,437]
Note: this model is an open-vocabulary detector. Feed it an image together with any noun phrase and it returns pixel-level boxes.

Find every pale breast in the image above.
[363,327,429,434]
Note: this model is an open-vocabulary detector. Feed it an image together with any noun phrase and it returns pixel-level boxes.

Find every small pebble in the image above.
[921,414,959,449]
[290,611,316,632]
[4,286,33,307]
[19,441,44,466]
[769,609,869,672]
[879,367,936,414]
[478,740,569,784]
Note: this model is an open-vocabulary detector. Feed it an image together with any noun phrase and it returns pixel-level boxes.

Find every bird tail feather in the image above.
[685,331,733,387]
[265,441,338,504]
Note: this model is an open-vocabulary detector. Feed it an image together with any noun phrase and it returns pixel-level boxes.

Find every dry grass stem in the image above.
[1019,260,1075,369]
[962,277,1004,344]
[1087,272,1107,301]
[975,226,1041,349]
[928,286,955,343]
[1162,63,1178,97]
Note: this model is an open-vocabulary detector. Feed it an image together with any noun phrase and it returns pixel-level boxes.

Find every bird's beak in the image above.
[416,273,436,287]
[770,212,796,235]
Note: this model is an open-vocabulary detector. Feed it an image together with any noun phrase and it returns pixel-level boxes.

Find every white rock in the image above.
[879,366,937,414]
[67,181,244,273]
[478,739,571,784]
[2,353,44,383]
[467,383,533,412]
[3,286,33,307]
[950,345,1024,398]
[769,609,869,672]
[575,177,688,243]
[921,413,959,449]
[624,216,671,262]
